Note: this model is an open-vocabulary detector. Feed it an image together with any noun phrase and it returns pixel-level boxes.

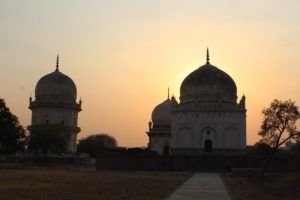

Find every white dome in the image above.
[151,97,178,124]
[35,69,77,102]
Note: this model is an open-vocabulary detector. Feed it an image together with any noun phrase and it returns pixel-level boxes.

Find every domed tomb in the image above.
[147,49,247,155]
[170,49,247,155]
[29,56,82,153]
[146,91,178,155]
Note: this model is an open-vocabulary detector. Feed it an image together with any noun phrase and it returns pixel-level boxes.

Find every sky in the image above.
[1,0,300,147]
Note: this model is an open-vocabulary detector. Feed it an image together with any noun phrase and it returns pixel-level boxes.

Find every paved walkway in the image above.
[166,173,232,200]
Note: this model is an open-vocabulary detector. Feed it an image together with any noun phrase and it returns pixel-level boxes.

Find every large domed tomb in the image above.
[29,56,82,153]
[170,49,247,155]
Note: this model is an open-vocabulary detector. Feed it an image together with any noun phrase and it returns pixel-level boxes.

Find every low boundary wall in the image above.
[96,155,300,172]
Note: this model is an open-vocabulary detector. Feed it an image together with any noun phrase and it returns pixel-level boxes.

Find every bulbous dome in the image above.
[35,61,77,101]
[180,52,237,104]
[152,97,178,124]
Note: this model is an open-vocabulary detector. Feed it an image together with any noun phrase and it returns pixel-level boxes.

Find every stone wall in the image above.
[1,155,90,166]
[96,155,300,172]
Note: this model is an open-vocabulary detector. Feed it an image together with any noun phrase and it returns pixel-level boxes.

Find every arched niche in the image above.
[224,127,240,148]
[177,127,193,148]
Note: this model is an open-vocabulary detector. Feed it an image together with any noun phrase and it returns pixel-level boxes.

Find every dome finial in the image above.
[206,47,210,64]
[55,54,59,72]
[168,87,170,99]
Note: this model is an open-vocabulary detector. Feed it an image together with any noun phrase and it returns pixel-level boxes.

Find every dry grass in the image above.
[222,173,300,200]
[0,168,190,200]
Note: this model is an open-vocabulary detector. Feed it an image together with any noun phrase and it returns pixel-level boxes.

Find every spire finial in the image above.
[55,54,59,71]
[206,48,210,64]
[168,87,170,99]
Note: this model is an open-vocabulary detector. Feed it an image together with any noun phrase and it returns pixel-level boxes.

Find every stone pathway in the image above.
[166,173,232,200]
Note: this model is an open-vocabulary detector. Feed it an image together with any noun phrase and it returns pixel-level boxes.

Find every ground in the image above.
[0,168,190,200]
[2,167,299,200]
[223,173,300,200]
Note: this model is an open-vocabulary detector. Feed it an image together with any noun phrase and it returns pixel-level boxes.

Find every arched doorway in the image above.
[204,139,212,152]
[200,127,216,151]
[163,142,169,155]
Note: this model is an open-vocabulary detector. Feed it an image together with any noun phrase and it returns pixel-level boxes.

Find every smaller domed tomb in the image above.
[147,94,178,155]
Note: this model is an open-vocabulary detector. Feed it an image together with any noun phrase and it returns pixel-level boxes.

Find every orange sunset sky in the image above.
[1,1,300,147]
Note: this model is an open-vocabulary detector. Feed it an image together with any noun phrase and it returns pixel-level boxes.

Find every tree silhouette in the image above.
[77,134,117,157]
[0,98,27,154]
[249,142,272,156]
[28,124,70,158]
[258,99,300,171]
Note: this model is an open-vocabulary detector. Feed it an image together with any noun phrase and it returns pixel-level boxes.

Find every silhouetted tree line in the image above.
[77,134,117,157]
[0,99,27,154]
[77,134,158,157]
[28,124,70,158]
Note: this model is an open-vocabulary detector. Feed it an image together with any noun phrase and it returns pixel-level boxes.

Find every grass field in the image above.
[0,168,190,200]
[223,173,300,200]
